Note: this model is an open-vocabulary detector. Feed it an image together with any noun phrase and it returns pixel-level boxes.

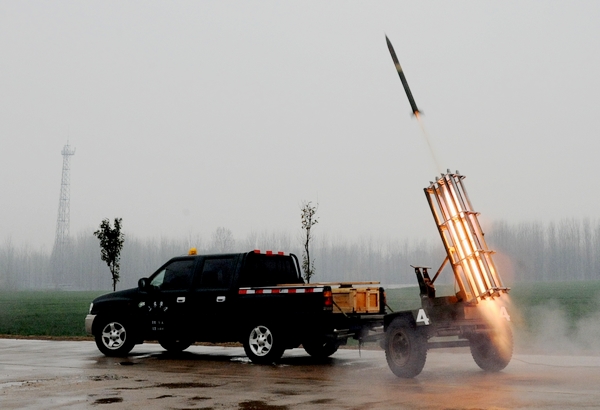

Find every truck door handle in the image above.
[216,296,226,303]
[176,297,186,303]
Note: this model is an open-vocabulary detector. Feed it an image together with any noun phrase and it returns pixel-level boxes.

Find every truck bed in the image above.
[239,281,384,315]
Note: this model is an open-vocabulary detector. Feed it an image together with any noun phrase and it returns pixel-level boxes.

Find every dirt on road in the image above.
[1,339,599,409]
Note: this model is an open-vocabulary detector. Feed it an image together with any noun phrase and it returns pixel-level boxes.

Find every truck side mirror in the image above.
[138,277,149,290]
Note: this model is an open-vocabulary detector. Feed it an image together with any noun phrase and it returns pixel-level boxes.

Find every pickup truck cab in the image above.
[86,249,385,363]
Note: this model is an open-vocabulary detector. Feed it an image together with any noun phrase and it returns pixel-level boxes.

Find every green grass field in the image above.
[0,291,106,337]
[0,281,598,338]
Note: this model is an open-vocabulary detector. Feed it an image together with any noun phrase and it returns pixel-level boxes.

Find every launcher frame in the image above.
[424,171,509,303]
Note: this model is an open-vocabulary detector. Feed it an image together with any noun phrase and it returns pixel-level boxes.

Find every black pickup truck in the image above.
[86,249,385,363]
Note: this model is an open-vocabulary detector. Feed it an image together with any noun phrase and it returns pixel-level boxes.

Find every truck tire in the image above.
[303,339,340,359]
[243,324,285,364]
[159,338,193,353]
[469,326,513,372]
[385,318,427,378]
[95,317,135,357]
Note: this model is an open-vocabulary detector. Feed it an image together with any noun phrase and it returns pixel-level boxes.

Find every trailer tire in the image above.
[303,338,340,358]
[469,326,513,372]
[243,323,285,364]
[385,318,427,378]
[95,317,135,357]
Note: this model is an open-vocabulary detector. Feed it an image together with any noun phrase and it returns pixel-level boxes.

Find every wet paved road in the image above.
[1,339,599,409]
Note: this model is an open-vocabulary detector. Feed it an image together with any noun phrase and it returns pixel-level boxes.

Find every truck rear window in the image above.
[239,254,302,287]
[195,257,236,289]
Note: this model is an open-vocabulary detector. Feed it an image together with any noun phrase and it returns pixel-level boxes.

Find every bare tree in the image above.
[8,217,600,290]
[93,218,125,291]
[212,227,235,252]
[0,237,16,289]
[300,201,318,283]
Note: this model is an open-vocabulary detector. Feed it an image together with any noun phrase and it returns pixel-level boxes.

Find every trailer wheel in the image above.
[303,338,340,358]
[95,317,135,357]
[159,338,193,353]
[469,326,513,372]
[243,324,285,364]
[385,318,427,378]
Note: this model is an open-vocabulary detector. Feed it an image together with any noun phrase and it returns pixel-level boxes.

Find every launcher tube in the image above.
[424,172,508,303]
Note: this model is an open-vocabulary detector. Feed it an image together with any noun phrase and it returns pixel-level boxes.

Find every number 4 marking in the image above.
[416,309,430,325]
[500,306,511,322]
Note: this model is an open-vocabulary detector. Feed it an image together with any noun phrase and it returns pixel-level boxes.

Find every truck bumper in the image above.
[85,314,96,335]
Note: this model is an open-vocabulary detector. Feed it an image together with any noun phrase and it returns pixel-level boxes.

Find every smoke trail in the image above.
[415,113,443,175]
[514,299,600,355]
[478,296,515,363]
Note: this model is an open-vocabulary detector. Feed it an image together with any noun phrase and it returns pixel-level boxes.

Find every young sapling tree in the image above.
[93,218,125,291]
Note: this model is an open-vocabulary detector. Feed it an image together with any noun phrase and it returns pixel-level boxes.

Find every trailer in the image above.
[382,171,513,378]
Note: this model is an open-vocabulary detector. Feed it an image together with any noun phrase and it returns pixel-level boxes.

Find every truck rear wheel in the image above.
[385,318,427,378]
[243,324,285,364]
[469,326,513,372]
[303,338,340,359]
[95,318,135,357]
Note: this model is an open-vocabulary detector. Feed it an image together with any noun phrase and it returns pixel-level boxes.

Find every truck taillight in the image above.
[323,289,333,308]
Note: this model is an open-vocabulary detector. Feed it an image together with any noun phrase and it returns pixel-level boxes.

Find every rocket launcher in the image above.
[424,171,509,303]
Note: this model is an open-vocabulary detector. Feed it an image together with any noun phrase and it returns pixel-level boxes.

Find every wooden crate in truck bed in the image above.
[312,282,382,314]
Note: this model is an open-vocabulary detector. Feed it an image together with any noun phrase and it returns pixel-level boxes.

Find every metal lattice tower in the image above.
[54,142,76,251]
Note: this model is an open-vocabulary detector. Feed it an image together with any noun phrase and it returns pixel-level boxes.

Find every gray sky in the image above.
[2,1,600,252]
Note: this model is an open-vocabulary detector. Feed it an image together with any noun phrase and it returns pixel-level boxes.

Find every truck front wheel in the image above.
[243,324,285,364]
[469,326,513,372]
[95,318,135,357]
[385,318,427,378]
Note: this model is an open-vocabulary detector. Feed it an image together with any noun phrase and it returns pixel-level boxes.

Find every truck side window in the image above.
[150,259,195,291]
[195,257,235,289]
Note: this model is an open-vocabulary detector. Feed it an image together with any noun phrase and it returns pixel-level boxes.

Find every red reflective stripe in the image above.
[251,250,288,255]
[241,287,324,294]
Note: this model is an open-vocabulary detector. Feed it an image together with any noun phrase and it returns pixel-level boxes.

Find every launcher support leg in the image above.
[411,266,436,298]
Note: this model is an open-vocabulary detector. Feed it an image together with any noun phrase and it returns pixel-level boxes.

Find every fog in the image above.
[2,3,600,357]
[1,218,599,290]
[0,227,442,290]
[2,2,600,254]
[2,220,600,354]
